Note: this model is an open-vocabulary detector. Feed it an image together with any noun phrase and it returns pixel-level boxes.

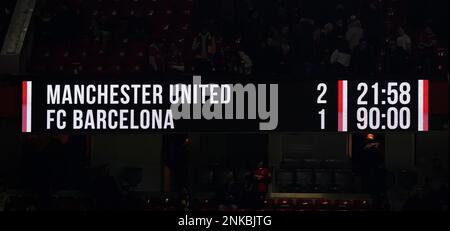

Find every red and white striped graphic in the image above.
[338,80,348,132]
[22,81,32,133]
[418,80,429,132]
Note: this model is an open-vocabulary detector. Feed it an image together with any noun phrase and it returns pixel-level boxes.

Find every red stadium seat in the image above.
[129,41,147,55]
[32,46,52,72]
[178,0,194,10]
[125,59,146,73]
[84,55,107,75]
[198,199,216,211]
[128,42,148,65]
[67,0,83,10]
[261,199,276,211]
[153,11,172,35]
[353,199,370,211]
[144,8,156,18]
[335,200,353,211]
[105,56,123,75]
[52,45,72,69]
[121,0,145,16]
[111,47,128,59]
[296,199,314,211]
[315,199,333,211]
[53,45,70,57]
[128,0,144,7]
[277,198,295,211]
[151,0,174,11]
[35,46,52,61]
[83,0,104,16]
[144,198,163,211]
[69,46,89,67]
[162,197,178,211]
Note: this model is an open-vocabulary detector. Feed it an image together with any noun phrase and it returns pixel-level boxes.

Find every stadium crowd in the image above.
[30,0,448,79]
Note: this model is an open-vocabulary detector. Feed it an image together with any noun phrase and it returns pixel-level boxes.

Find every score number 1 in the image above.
[317,83,327,129]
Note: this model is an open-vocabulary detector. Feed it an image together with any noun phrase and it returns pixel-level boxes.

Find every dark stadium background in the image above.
[0,0,448,212]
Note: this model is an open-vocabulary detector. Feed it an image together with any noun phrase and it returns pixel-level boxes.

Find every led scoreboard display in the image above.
[316,80,429,132]
[276,79,430,132]
[22,79,436,133]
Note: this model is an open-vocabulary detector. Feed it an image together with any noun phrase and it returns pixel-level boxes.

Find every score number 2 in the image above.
[317,83,327,129]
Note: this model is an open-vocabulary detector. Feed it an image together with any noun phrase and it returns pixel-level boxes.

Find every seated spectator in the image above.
[166,42,185,72]
[345,18,364,51]
[236,50,253,75]
[180,187,191,211]
[396,27,412,54]
[1,1,13,42]
[148,39,166,72]
[418,25,438,50]
[334,19,346,41]
[313,23,339,68]
[363,1,383,50]
[96,15,114,53]
[384,40,406,75]
[255,36,279,74]
[280,40,291,56]
[36,8,55,41]
[322,23,338,53]
[330,41,352,76]
[217,177,239,211]
[253,161,271,209]
[192,26,216,73]
[352,40,375,76]
[417,25,438,74]
[212,34,227,72]
[330,42,351,68]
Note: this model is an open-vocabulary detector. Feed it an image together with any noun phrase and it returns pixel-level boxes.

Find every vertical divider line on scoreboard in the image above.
[21,81,27,132]
[418,80,429,132]
[22,81,32,133]
[28,81,32,132]
[338,80,348,132]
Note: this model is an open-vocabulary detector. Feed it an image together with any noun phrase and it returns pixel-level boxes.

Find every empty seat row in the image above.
[31,60,170,74]
[262,198,371,211]
[32,0,194,74]
[44,0,193,13]
[3,194,370,211]
[81,8,193,20]
[144,197,371,212]
[31,37,189,73]
[276,169,356,193]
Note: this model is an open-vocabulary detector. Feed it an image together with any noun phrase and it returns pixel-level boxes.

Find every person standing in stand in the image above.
[361,134,388,209]
[192,26,216,73]
[253,161,272,209]
[180,187,191,212]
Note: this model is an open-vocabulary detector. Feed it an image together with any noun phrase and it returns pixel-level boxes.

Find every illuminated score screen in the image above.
[21,79,440,133]
[320,80,428,132]
[278,80,431,132]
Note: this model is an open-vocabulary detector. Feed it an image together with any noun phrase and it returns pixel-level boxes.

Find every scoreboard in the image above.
[21,78,443,133]
[315,80,428,132]
[276,79,433,133]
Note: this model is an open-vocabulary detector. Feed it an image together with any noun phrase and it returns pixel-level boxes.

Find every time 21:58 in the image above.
[357,82,411,106]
